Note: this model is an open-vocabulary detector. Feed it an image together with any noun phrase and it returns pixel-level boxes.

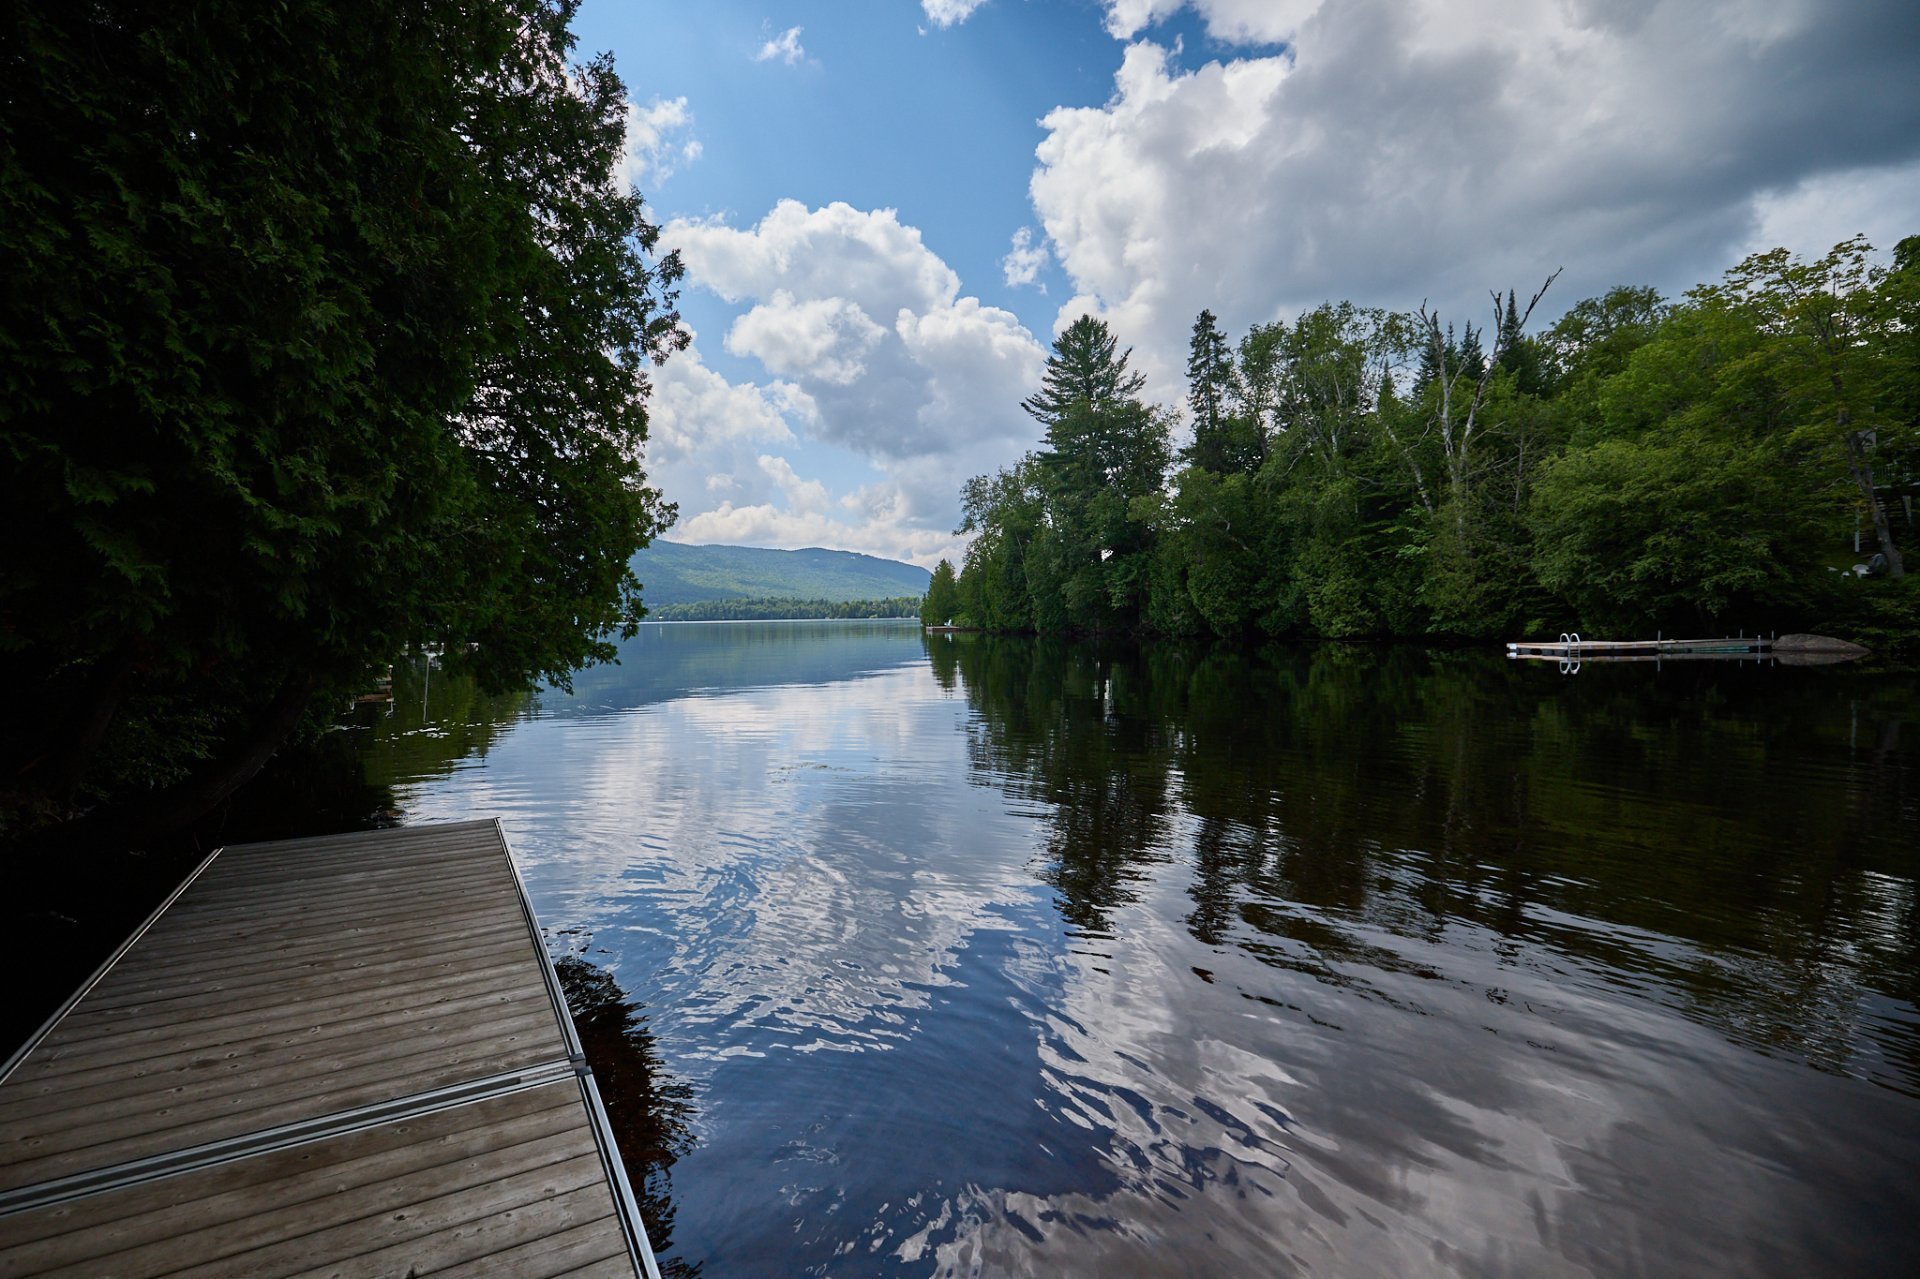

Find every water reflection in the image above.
[954,639,1920,1090]
[341,656,533,803]
[366,625,1920,1278]
[553,619,926,717]
[926,638,1920,1274]
[555,954,699,1278]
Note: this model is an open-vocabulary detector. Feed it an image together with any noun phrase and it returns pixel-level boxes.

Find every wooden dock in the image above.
[0,820,662,1278]
[1507,634,1771,661]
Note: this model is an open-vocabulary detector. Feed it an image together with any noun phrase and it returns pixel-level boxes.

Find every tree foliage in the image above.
[964,318,1169,633]
[1184,310,1259,474]
[952,239,1917,649]
[920,560,960,627]
[1,0,686,838]
[1020,314,1148,425]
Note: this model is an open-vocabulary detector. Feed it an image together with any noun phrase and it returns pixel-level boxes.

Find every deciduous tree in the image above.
[0,0,686,839]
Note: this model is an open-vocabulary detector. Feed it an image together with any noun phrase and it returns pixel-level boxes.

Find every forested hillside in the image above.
[938,237,1920,650]
[630,541,930,608]
[650,597,920,621]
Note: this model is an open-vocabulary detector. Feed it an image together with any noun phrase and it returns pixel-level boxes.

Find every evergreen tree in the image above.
[1017,318,1169,629]
[921,560,960,626]
[1412,320,1450,398]
[1185,310,1263,474]
[1021,315,1147,426]
[1456,321,1485,377]
[1185,310,1235,467]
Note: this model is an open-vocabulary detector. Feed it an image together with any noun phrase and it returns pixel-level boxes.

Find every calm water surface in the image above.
[355,622,1920,1278]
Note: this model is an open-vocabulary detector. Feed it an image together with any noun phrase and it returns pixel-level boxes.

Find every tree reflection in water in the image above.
[935,634,1920,1093]
[556,954,700,1278]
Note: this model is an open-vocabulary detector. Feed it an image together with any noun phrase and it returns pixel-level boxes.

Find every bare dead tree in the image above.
[1417,269,1561,546]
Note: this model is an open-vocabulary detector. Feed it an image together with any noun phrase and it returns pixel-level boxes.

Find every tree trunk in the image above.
[1844,426,1905,578]
[1448,451,1473,554]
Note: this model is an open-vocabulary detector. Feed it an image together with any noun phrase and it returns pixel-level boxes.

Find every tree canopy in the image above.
[920,560,960,627]
[1020,314,1148,425]
[1,0,686,840]
[950,239,1918,650]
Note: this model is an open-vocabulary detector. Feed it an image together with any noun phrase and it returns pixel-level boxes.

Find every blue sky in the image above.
[577,0,1920,567]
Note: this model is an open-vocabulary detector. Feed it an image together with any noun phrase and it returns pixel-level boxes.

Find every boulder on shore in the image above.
[1773,633,1870,665]
[1773,633,1870,654]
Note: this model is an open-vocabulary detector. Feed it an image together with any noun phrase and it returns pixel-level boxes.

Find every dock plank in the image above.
[24,964,548,1068]
[67,925,534,1012]
[278,1181,623,1279]
[14,981,554,1094]
[425,1216,633,1279]
[7,1086,623,1279]
[0,990,561,1189]
[167,1152,611,1279]
[0,1084,582,1275]
[0,822,654,1278]
[47,944,542,1034]
[0,1002,558,1127]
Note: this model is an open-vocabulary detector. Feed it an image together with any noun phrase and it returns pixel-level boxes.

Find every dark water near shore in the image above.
[352,622,1920,1278]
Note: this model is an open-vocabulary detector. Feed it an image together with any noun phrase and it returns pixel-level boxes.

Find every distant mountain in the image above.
[629,541,932,609]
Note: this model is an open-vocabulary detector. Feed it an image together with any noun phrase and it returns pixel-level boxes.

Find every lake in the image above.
[348,621,1920,1278]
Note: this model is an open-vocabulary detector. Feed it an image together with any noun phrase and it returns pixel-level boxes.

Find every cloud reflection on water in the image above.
[368,625,1920,1278]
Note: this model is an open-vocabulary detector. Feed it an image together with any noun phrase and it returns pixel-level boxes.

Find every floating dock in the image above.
[1507,634,1771,661]
[0,820,661,1278]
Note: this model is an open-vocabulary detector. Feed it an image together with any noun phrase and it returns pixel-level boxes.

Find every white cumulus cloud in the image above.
[756,454,834,514]
[656,201,1050,565]
[726,293,889,387]
[672,200,961,320]
[647,339,797,458]
[1001,227,1049,289]
[614,96,700,191]
[643,339,813,533]
[677,488,968,568]
[1028,0,1920,400]
[922,0,991,28]
[1103,0,1321,43]
[668,200,1044,462]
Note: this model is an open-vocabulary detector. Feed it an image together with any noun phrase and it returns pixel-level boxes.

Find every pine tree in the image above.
[920,559,960,626]
[1498,290,1522,359]
[1412,320,1449,397]
[1021,315,1147,426]
[1457,321,1485,377]
[1185,310,1251,472]
[1496,288,1552,395]
[1187,312,1232,436]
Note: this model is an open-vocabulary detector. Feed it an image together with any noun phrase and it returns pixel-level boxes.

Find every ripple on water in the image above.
[364,630,1920,1278]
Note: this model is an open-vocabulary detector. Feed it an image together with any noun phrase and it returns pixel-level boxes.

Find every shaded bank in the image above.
[0,659,523,1059]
